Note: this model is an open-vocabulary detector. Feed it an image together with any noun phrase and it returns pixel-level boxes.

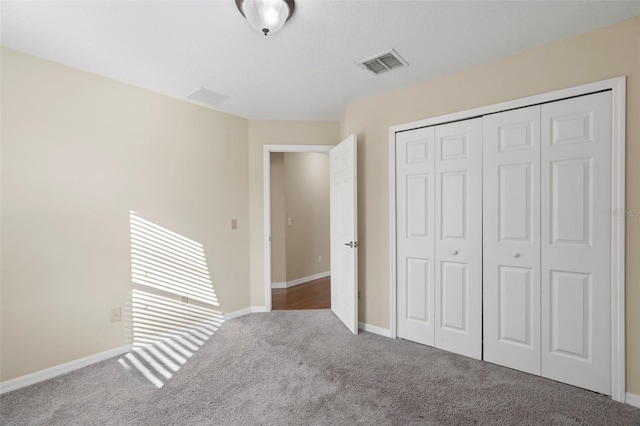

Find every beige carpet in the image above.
[1,310,639,425]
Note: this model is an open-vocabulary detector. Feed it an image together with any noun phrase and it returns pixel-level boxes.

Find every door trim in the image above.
[388,76,626,402]
[263,145,333,312]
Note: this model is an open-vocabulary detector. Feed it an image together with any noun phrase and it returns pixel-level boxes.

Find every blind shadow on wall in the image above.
[118,212,223,388]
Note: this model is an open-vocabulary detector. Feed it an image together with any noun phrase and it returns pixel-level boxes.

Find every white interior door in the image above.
[541,92,612,395]
[330,134,358,334]
[396,127,436,346]
[434,118,483,360]
[483,106,541,374]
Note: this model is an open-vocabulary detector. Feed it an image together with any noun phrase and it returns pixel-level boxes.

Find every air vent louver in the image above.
[187,87,229,106]
[357,49,408,75]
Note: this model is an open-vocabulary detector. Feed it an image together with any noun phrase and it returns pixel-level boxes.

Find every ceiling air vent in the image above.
[187,87,229,106]
[357,49,408,75]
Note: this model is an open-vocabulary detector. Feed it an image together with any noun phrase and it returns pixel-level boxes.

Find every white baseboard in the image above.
[0,344,132,395]
[627,392,640,409]
[358,322,392,338]
[225,306,268,320]
[271,271,330,289]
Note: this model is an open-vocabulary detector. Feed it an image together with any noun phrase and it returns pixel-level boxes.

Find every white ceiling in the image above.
[2,1,639,120]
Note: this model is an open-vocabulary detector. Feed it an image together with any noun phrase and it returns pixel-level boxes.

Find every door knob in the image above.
[345,242,353,247]
[513,252,520,258]
[451,249,458,255]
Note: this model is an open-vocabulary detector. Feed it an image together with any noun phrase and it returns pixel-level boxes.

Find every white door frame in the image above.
[388,77,626,402]
[263,144,334,312]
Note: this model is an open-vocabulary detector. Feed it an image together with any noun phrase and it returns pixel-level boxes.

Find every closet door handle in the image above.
[513,252,520,258]
[451,250,458,255]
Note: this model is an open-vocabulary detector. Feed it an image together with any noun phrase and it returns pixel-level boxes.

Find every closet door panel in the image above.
[435,118,482,360]
[396,127,436,346]
[440,171,467,239]
[483,106,541,375]
[541,91,612,395]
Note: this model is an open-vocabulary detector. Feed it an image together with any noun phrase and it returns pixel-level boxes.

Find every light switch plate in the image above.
[110,307,122,323]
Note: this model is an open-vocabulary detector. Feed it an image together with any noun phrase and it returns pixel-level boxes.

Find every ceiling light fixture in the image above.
[235,0,295,36]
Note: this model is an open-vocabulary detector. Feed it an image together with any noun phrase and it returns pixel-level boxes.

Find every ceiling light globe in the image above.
[237,0,294,36]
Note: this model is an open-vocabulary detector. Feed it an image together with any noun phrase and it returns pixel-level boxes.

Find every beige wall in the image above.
[270,153,287,283]
[0,48,250,381]
[248,121,340,305]
[284,153,330,281]
[339,17,640,393]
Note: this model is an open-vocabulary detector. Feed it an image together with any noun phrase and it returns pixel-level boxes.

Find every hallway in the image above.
[272,276,330,310]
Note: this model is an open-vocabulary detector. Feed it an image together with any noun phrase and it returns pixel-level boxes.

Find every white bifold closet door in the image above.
[540,92,612,395]
[483,91,612,395]
[483,105,542,375]
[434,119,483,360]
[396,118,482,359]
[396,127,436,346]
[397,91,612,395]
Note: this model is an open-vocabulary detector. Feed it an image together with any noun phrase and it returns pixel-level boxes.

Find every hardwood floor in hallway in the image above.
[272,276,330,310]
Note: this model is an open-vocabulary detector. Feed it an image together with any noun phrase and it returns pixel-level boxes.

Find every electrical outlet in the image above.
[110,307,122,323]
[287,217,292,226]
[318,255,322,262]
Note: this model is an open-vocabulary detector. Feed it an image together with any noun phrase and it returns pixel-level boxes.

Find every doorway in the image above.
[269,151,330,310]
[263,137,359,334]
[263,144,332,314]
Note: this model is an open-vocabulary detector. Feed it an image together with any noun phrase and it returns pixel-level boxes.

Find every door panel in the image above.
[440,261,467,331]
[541,92,611,395]
[483,105,541,374]
[499,266,533,346]
[440,171,467,239]
[396,127,435,345]
[440,134,468,160]
[407,258,429,321]
[499,164,533,242]
[407,174,429,237]
[549,271,591,359]
[550,158,592,245]
[435,118,482,360]
[330,134,358,334]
